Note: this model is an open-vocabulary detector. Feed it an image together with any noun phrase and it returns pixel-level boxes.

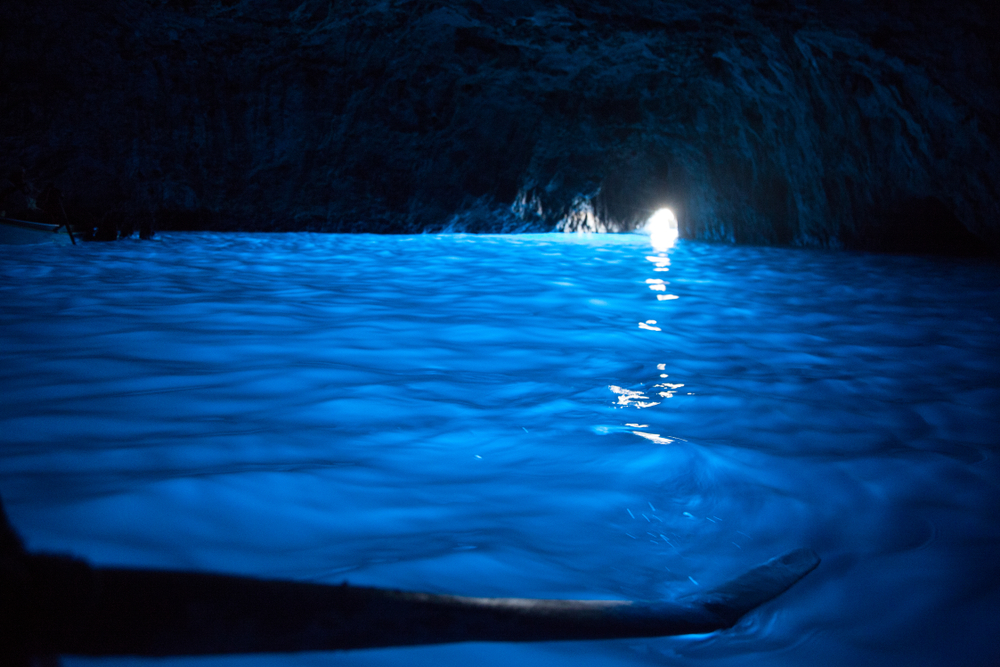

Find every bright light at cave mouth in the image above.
[645,208,678,251]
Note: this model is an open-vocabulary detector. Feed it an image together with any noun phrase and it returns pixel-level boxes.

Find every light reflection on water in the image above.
[1,232,999,667]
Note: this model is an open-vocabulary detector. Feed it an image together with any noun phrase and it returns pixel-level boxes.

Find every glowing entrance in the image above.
[645,208,678,250]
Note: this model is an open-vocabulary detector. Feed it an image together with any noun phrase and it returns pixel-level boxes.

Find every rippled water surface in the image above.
[2,232,999,666]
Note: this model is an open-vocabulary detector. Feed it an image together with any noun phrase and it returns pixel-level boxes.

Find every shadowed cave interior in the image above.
[1,0,998,254]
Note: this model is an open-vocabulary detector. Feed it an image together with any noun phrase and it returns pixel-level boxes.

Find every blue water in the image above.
[1,232,998,666]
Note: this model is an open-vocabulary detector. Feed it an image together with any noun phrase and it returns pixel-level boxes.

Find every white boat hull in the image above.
[0,217,75,245]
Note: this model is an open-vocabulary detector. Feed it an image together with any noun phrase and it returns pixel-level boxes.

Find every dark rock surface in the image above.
[1,0,998,253]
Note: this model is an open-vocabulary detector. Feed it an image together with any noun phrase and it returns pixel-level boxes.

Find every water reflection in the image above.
[608,385,659,409]
[631,431,674,445]
[645,253,678,299]
[612,360,690,445]
[625,231,688,444]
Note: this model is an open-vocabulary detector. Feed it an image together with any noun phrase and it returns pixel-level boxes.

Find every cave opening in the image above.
[644,207,679,251]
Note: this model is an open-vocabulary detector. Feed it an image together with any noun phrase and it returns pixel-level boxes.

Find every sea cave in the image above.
[1,1,998,666]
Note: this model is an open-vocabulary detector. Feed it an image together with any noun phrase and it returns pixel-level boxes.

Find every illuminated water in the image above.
[1,232,998,666]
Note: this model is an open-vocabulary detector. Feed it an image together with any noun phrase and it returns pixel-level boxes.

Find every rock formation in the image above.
[1,0,997,253]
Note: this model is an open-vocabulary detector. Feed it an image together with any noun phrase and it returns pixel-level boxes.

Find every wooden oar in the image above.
[1,498,819,661]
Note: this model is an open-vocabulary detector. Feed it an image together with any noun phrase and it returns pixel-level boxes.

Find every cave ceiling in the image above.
[2,0,997,253]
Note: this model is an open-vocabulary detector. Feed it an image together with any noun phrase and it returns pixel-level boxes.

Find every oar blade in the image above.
[692,548,821,626]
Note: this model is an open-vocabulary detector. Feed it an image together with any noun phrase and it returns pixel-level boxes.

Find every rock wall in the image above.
[1,0,997,252]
